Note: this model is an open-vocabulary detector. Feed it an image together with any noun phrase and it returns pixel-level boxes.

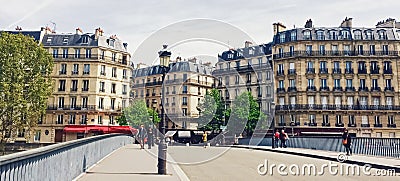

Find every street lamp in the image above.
[157,65,167,175]
[270,102,276,148]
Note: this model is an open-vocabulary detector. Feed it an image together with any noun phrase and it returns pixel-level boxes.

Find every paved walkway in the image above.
[233,145,400,171]
[75,144,188,181]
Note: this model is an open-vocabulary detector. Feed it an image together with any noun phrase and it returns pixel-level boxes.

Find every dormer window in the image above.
[249,48,254,55]
[82,36,88,44]
[227,53,233,59]
[329,31,338,40]
[354,30,362,40]
[279,33,286,43]
[290,31,297,41]
[341,30,350,39]
[378,30,387,40]
[316,31,324,40]
[303,30,311,40]
[46,37,53,44]
[63,37,68,44]
[365,30,373,40]
[109,39,115,47]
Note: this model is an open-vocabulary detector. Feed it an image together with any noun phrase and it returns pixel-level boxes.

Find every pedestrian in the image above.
[137,124,147,149]
[147,127,153,149]
[202,131,208,148]
[279,129,288,148]
[274,129,280,148]
[342,129,352,155]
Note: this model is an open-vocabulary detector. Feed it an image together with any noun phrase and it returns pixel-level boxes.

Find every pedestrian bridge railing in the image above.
[240,137,400,159]
[0,134,133,181]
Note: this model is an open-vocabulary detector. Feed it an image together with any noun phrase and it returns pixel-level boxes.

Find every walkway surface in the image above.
[233,145,400,171]
[75,144,189,181]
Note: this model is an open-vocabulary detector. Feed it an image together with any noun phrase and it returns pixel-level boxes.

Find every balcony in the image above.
[288,87,297,92]
[182,102,188,106]
[288,69,296,75]
[83,71,90,75]
[307,86,317,91]
[333,87,343,91]
[306,68,315,74]
[384,87,394,92]
[335,123,345,127]
[152,93,156,96]
[319,68,328,74]
[122,92,127,95]
[70,88,78,92]
[374,123,383,127]
[289,122,300,126]
[348,123,357,127]
[58,88,65,92]
[361,124,370,127]
[71,71,79,75]
[277,70,285,76]
[100,72,106,76]
[387,124,397,128]
[370,68,380,74]
[320,86,330,91]
[171,102,176,106]
[371,87,381,91]
[272,50,399,59]
[358,69,367,74]
[308,122,317,127]
[345,87,355,91]
[278,123,286,126]
[182,90,188,94]
[332,68,342,74]
[145,93,149,96]
[59,71,67,75]
[277,88,285,93]
[322,122,330,127]
[172,91,176,94]
[47,105,96,111]
[383,68,393,74]
[345,68,354,74]
[358,87,369,91]
[82,88,89,92]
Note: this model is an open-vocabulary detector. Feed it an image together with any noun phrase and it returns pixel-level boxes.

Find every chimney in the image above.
[202,62,212,67]
[15,26,22,31]
[188,57,197,63]
[244,41,253,48]
[123,43,128,49]
[376,18,396,28]
[158,45,171,67]
[304,19,313,28]
[273,22,286,35]
[340,17,353,28]
[76,28,83,35]
[95,27,104,39]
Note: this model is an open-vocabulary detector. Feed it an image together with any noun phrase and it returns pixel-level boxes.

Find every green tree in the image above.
[197,89,227,130]
[116,113,128,126]
[0,32,53,149]
[229,92,266,136]
[124,100,160,128]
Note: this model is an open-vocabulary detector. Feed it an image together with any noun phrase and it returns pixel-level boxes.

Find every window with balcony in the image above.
[332,45,338,55]
[321,96,328,109]
[111,98,115,110]
[289,96,296,106]
[349,115,356,126]
[362,116,369,127]
[335,96,341,108]
[277,64,284,75]
[357,45,364,55]
[308,96,315,108]
[370,61,379,74]
[359,79,366,90]
[57,115,63,124]
[371,79,379,91]
[347,97,354,109]
[336,115,343,126]
[279,97,285,106]
[345,61,353,73]
[99,82,105,92]
[369,45,375,55]
[322,115,329,126]
[289,79,296,90]
[382,45,389,55]
[358,61,366,74]
[374,116,382,127]
[289,46,294,56]
[319,61,327,73]
[53,49,58,58]
[182,97,188,106]
[72,64,79,75]
[383,61,392,74]
[319,45,325,55]
[69,114,76,124]
[334,79,341,90]
[320,79,327,90]
[306,61,315,74]
[346,79,354,91]
[333,61,341,74]
[360,96,368,109]
[344,45,350,55]
[58,97,64,109]
[288,63,295,75]
[307,79,315,91]
[85,49,91,58]
[82,97,88,109]
[386,97,393,108]
[309,114,316,125]
[306,45,312,55]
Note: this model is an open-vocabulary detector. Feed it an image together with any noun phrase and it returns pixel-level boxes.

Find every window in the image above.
[329,31,338,40]
[332,45,338,55]
[82,36,88,44]
[246,73,251,83]
[98,115,103,124]
[307,79,314,87]
[386,97,393,107]
[112,53,116,61]
[101,65,106,76]
[335,96,341,107]
[72,64,79,74]
[99,82,105,92]
[308,96,315,107]
[347,97,354,107]
[266,86,271,97]
[225,76,230,85]
[279,115,285,124]
[57,115,64,124]
[182,85,188,94]
[307,61,314,69]
[371,79,378,88]
[111,83,116,93]
[110,115,115,125]
[279,97,285,105]
[289,46,294,56]
[71,80,78,92]
[58,97,64,108]
[354,30,362,40]
[346,79,353,88]
[82,97,88,108]
[345,61,352,72]
[320,61,327,70]
[123,69,127,79]
[342,30,350,39]
[85,49,91,58]
[383,45,389,55]
[182,108,187,117]
[75,49,80,58]
[289,79,296,88]
[303,30,311,40]
[279,33,285,43]
[266,71,271,80]
[60,48,68,58]
[122,84,127,95]
[388,116,395,125]
[378,30,387,40]
[334,79,341,88]
[60,64,67,74]
[82,80,89,91]
[122,100,126,109]
[306,45,312,55]
[362,116,369,125]
[182,97,188,105]
[323,115,329,124]
[53,49,58,58]
[69,114,76,124]
[360,96,368,109]
[344,45,350,55]
[278,80,284,89]
[98,98,104,109]
[321,79,327,88]
[59,80,66,91]
[319,45,325,55]
[111,98,115,110]
[375,116,381,125]
[317,31,324,40]
[235,75,240,84]
[369,45,375,55]
[34,131,41,142]
[290,31,297,41]
[309,115,316,124]
[321,96,328,106]
[336,115,343,125]
[83,64,90,74]
[112,67,117,78]
[349,115,355,125]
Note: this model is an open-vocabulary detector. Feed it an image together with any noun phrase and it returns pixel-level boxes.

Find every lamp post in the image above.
[271,102,276,148]
[157,65,167,175]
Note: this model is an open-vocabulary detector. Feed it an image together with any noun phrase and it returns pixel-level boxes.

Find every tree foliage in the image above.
[0,32,53,145]
[116,114,128,126]
[124,100,160,128]
[197,89,226,130]
[229,92,266,136]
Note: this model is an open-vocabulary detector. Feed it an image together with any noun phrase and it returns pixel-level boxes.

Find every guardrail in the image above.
[239,137,400,159]
[0,134,133,181]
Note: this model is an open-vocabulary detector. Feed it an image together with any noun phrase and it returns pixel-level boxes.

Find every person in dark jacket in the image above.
[342,129,352,155]
[137,125,147,149]
[147,128,154,149]
[279,129,287,148]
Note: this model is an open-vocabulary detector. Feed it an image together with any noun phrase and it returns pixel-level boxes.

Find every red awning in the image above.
[63,126,86,133]
[64,125,137,134]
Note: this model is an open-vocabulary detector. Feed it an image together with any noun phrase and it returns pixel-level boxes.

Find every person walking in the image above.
[342,129,352,155]
[202,131,208,148]
[147,127,154,149]
[137,125,147,149]
[274,129,280,149]
[279,129,288,148]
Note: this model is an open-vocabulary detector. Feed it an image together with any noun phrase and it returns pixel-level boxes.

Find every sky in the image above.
[1,0,400,65]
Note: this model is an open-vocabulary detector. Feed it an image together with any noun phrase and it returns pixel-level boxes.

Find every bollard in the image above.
[186,143,189,146]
